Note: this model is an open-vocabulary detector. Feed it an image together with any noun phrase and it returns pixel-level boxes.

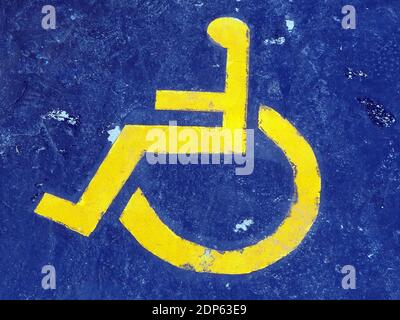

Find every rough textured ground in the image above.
[0,0,399,299]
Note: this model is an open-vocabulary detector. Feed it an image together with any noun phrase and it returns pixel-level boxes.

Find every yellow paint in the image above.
[156,17,249,130]
[35,17,321,274]
[35,125,246,236]
[120,107,320,274]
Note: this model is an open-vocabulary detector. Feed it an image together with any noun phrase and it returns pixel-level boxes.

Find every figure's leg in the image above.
[35,125,150,236]
[35,123,241,236]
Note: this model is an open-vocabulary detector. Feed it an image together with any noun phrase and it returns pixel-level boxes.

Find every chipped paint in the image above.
[285,19,294,32]
[264,36,286,45]
[42,109,79,126]
[234,218,254,232]
[107,125,121,144]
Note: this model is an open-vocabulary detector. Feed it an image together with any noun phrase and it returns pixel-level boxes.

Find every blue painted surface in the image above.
[0,0,399,299]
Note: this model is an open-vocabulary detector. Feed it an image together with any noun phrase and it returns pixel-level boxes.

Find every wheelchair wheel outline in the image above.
[120,106,321,274]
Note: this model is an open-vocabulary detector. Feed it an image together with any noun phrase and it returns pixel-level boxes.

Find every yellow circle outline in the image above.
[120,106,321,274]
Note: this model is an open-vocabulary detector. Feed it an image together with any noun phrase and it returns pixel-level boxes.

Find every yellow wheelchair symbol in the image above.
[35,17,321,274]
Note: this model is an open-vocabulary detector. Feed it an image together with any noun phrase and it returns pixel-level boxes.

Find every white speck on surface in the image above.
[235,7,239,12]
[107,126,121,144]
[234,218,254,233]
[43,109,79,125]
[194,2,203,7]
[346,67,368,79]
[285,19,295,32]
[264,36,286,45]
